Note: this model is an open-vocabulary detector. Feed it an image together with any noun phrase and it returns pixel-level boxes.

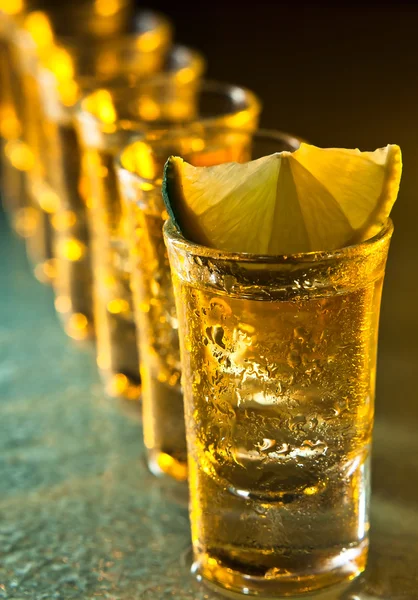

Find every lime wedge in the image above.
[162,143,402,254]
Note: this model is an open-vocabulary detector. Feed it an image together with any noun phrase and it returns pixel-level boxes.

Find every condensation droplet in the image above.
[258,438,276,452]
[287,350,301,368]
[265,567,293,579]
[209,297,232,319]
[239,322,255,335]
[206,325,226,349]
[303,485,319,496]
[293,326,310,342]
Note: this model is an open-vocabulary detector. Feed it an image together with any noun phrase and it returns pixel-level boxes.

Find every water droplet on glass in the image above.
[265,567,292,579]
[258,438,276,452]
[239,322,255,335]
[213,326,225,349]
[209,297,232,320]
[287,350,301,368]
[293,326,310,342]
[303,485,319,496]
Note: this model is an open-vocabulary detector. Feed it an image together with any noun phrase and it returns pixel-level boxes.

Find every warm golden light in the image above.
[175,67,196,85]
[44,45,80,106]
[37,184,60,214]
[0,107,21,139]
[137,96,160,121]
[136,30,165,53]
[157,453,188,482]
[14,207,38,238]
[122,141,157,180]
[33,258,57,284]
[107,373,141,400]
[95,0,120,17]
[190,138,205,153]
[107,299,130,314]
[24,11,54,49]
[58,239,86,262]
[0,0,23,16]
[5,140,34,171]
[51,211,77,232]
[66,313,90,341]
[55,296,72,314]
[93,89,117,125]
[223,109,255,128]
[96,48,119,78]
[48,46,74,81]
[58,80,79,107]
[41,258,57,281]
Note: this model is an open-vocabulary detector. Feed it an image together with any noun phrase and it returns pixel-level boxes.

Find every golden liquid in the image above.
[130,204,186,478]
[126,140,253,480]
[7,7,171,289]
[0,148,27,230]
[0,32,58,281]
[0,33,25,142]
[170,259,385,596]
[0,34,58,283]
[84,147,140,398]
[49,124,93,340]
[0,32,27,226]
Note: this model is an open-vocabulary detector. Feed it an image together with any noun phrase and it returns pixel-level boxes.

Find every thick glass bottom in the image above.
[147,449,188,482]
[192,540,367,598]
[94,308,141,400]
[142,375,188,481]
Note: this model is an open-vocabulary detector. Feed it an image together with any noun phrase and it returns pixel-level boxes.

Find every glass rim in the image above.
[163,217,394,264]
[116,127,300,187]
[77,78,260,131]
[0,0,61,17]
[73,44,205,100]
[23,8,172,53]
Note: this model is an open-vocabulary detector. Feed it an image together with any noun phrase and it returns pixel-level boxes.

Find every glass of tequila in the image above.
[164,141,393,595]
[26,10,172,337]
[0,0,50,239]
[0,0,139,268]
[116,117,264,480]
[75,47,205,395]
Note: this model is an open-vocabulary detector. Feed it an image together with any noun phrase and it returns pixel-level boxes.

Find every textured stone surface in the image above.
[0,211,417,600]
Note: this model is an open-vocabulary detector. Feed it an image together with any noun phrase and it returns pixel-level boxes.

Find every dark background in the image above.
[148,1,417,229]
[144,1,418,429]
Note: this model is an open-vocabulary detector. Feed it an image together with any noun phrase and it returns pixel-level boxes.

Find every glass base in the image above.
[147,449,188,482]
[104,371,142,401]
[192,540,368,598]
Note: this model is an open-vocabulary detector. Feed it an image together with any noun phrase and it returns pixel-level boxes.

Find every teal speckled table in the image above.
[1,209,418,600]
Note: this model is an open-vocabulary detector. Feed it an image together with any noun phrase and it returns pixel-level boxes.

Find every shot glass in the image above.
[164,190,393,595]
[0,0,136,245]
[0,0,47,237]
[116,111,262,480]
[75,48,206,397]
[25,11,172,336]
